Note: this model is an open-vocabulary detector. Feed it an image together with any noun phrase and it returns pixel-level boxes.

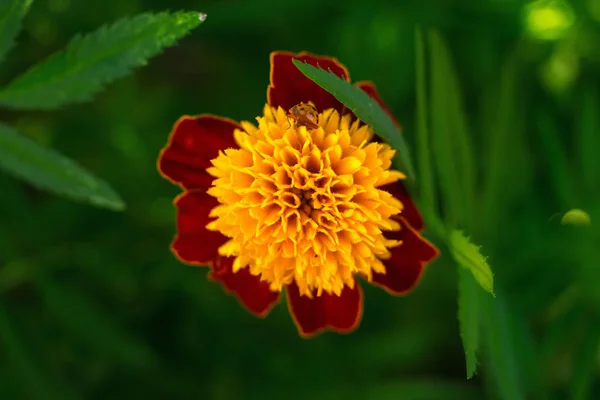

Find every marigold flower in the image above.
[157,51,439,337]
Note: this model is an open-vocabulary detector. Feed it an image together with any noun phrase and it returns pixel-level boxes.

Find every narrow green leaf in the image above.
[0,11,204,109]
[481,291,525,400]
[37,277,156,367]
[458,267,480,378]
[0,304,58,399]
[570,314,600,400]
[449,230,494,296]
[293,59,416,182]
[577,86,599,195]
[536,109,578,207]
[414,27,437,218]
[0,122,125,210]
[427,30,475,225]
[0,0,32,65]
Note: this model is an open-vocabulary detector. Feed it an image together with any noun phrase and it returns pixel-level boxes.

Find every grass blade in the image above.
[458,267,480,378]
[293,59,416,182]
[0,11,203,109]
[577,86,599,196]
[0,122,125,210]
[414,27,437,218]
[0,0,32,65]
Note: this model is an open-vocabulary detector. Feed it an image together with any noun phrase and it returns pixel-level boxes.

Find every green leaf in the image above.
[536,109,578,207]
[570,314,600,400]
[577,86,599,195]
[458,267,480,378]
[481,291,525,400]
[37,277,156,367]
[427,30,476,226]
[449,230,494,296]
[0,0,32,65]
[414,27,437,219]
[0,11,204,110]
[292,59,416,182]
[0,122,125,210]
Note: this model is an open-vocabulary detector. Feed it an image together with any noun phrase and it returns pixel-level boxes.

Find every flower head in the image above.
[158,51,439,337]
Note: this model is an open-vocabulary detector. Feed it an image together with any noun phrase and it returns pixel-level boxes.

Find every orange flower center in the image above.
[206,104,406,297]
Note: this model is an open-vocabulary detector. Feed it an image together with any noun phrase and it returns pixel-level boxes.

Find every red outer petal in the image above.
[157,115,240,190]
[209,257,281,317]
[372,217,439,295]
[380,181,424,231]
[286,282,363,338]
[171,191,227,266]
[267,51,350,113]
[355,80,402,130]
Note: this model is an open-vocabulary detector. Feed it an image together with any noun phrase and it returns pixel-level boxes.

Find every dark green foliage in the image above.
[0,0,599,399]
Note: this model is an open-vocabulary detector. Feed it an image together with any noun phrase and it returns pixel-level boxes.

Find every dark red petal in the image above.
[286,282,363,338]
[171,191,227,265]
[158,115,240,190]
[355,80,402,130]
[380,181,424,231]
[209,257,281,317]
[267,51,350,113]
[372,217,439,295]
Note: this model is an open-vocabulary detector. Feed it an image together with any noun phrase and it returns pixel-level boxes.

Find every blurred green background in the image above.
[1,0,599,398]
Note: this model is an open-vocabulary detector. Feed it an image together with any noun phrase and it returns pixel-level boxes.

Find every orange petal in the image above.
[158,115,240,190]
[171,191,228,266]
[372,217,439,295]
[209,257,281,317]
[267,51,350,113]
[286,281,363,338]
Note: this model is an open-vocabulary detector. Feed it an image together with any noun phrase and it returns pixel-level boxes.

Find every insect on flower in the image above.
[288,102,319,129]
[157,51,439,338]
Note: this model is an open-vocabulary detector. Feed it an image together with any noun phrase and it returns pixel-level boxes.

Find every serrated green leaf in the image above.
[293,59,416,182]
[458,267,480,379]
[449,230,494,296]
[0,122,125,210]
[0,11,203,109]
[0,0,32,65]
[37,277,156,367]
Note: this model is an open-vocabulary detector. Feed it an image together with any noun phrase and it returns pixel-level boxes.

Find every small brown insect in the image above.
[288,102,319,129]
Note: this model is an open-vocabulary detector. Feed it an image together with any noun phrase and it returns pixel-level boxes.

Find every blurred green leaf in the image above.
[0,11,203,109]
[570,314,600,400]
[37,277,156,367]
[414,27,437,218]
[577,86,599,195]
[449,230,494,296]
[0,0,32,65]
[0,122,125,210]
[482,291,525,400]
[458,267,480,378]
[536,109,577,207]
[427,29,475,225]
[428,31,475,224]
[293,59,416,182]
[0,304,60,399]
